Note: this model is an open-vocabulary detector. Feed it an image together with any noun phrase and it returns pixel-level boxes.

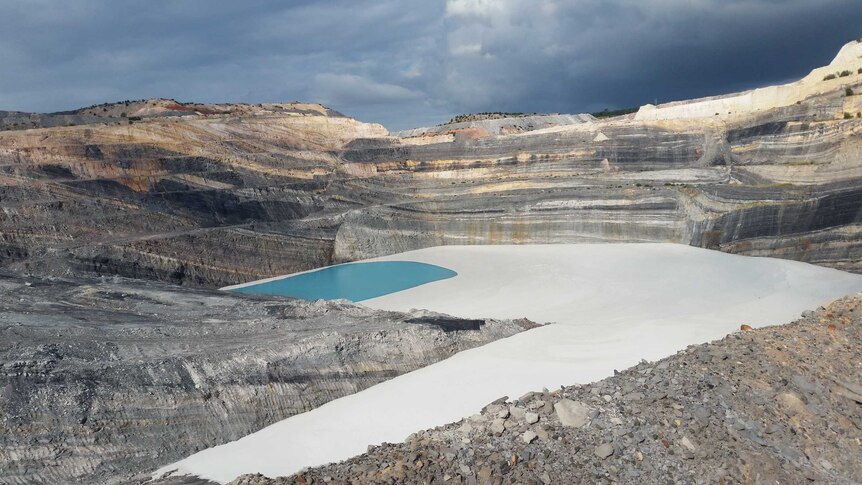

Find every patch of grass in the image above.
[591,107,639,118]
[824,73,837,81]
[444,112,533,124]
[839,70,853,78]
[844,112,854,119]
[847,87,855,96]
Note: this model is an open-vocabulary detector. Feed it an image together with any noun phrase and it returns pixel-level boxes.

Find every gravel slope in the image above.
[229,294,862,484]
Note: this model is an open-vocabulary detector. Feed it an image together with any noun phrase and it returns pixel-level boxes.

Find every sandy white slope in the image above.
[158,244,862,483]
[634,40,862,121]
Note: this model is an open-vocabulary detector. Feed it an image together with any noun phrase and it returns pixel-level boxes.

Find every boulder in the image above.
[554,399,591,428]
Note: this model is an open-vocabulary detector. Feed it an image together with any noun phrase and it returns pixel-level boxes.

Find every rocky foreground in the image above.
[231,294,862,484]
[0,271,534,484]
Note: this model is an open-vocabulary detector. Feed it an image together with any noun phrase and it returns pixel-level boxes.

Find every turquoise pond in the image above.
[230,261,457,302]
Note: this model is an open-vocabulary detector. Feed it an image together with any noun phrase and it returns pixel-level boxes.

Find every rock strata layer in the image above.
[0,271,533,484]
[230,294,862,485]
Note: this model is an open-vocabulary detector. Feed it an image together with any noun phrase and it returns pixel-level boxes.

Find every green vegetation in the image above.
[847,87,855,96]
[120,112,127,118]
[444,112,537,124]
[823,69,858,81]
[591,107,639,118]
[844,112,854,119]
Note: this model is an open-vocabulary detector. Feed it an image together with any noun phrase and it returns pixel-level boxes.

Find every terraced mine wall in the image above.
[0,272,533,484]
[1,77,861,289]
[332,96,862,271]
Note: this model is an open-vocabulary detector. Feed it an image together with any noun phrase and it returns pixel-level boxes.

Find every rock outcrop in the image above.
[0,271,534,484]
[230,294,862,484]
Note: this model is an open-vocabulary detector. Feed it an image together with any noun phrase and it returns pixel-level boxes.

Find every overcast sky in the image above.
[1,0,861,130]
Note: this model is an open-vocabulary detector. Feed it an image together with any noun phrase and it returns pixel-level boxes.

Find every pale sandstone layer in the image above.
[635,40,862,121]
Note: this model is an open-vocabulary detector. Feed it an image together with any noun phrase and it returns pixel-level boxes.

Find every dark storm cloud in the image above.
[1,0,861,130]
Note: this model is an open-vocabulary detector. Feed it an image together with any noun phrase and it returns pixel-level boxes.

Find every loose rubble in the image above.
[227,294,862,484]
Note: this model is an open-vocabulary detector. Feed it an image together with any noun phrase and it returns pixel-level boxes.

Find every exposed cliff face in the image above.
[0,271,533,484]
[333,102,862,271]
[0,104,389,287]
[1,45,861,289]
